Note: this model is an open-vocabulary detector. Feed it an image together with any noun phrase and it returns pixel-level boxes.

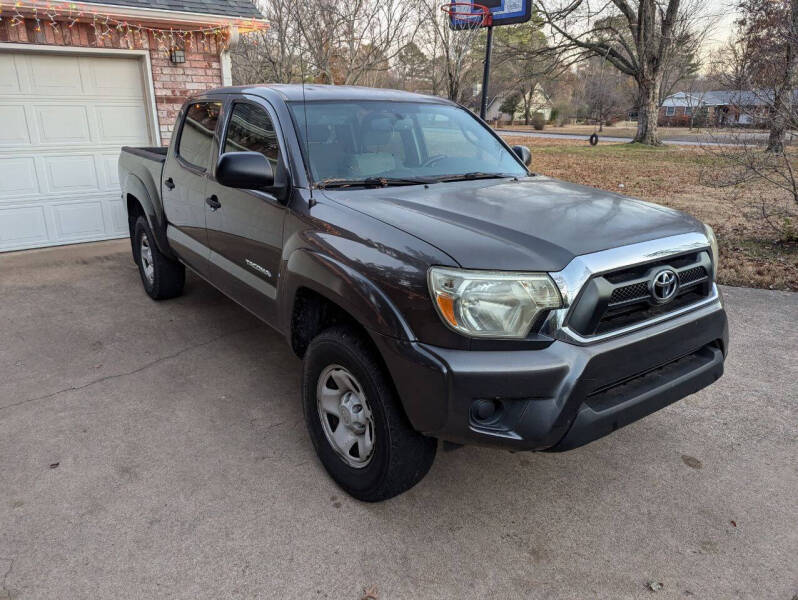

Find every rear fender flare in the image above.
[123,174,174,259]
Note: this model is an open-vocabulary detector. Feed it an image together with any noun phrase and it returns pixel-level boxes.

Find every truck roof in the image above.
[202,84,453,104]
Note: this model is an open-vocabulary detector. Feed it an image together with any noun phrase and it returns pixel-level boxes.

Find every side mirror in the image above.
[216,152,274,189]
[512,145,532,166]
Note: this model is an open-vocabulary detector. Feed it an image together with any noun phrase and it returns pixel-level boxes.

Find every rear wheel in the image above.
[133,216,185,300]
[302,325,437,502]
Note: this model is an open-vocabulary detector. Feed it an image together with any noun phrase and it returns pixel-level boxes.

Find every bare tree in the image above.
[705,133,798,240]
[537,0,714,145]
[486,21,567,123]
[576,55,633,130]
[231,0,303,84]
[658,30,702,104]
[734,0,798,152]
[702,0,798,242]
[291,0,415,86]
[413,0,485,102]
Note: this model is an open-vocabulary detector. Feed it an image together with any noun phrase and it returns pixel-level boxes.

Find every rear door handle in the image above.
[206,195,221,211]
[164,177,175,190]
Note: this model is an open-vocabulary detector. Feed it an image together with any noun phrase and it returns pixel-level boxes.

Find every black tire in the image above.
[132,215,185,300]
[302,325,437,502]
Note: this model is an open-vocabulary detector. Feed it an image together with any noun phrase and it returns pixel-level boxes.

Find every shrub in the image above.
[532,112,546,130]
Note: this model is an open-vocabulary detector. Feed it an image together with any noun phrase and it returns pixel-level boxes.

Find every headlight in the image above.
[428,267,562,338]
[704,224,719,280]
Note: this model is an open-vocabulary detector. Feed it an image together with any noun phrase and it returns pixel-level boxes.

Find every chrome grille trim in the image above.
[542,232,719,345]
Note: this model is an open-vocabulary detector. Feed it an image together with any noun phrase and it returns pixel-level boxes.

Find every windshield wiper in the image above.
[433,172,513,183]
[315,176,432,189]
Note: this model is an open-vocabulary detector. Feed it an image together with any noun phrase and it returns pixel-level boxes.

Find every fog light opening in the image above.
[470,399,503,426]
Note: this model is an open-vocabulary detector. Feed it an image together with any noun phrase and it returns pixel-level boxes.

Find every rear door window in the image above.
[178,101,222,170]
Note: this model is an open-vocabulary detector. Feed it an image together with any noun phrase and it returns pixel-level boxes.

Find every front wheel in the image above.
[302,325,437,502]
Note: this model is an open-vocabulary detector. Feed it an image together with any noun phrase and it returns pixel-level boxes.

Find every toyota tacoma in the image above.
[119,85,728,501]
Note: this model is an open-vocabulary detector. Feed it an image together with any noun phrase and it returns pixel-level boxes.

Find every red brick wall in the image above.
[0,17,224,144]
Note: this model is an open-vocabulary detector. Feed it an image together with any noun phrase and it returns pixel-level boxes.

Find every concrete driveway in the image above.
[1,240,796,600]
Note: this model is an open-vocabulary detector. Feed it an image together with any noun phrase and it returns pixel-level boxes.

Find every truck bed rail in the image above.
[121,146,167,163]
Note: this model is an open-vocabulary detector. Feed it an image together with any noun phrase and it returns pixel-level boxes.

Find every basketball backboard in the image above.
[446,0,532,29]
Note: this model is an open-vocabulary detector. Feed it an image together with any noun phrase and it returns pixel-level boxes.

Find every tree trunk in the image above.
[766,0,797,153]
[766,88,787,153]
[634,78,661,145]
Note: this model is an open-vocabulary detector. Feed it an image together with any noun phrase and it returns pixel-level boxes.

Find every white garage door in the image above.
[0,51,155,252]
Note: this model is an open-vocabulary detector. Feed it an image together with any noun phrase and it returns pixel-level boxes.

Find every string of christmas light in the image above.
[1,0,265,51]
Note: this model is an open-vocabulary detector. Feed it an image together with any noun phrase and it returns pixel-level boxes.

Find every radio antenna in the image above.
[299,52,313,204]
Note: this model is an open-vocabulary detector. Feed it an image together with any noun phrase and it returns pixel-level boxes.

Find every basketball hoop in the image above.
[440,2,492,28]
[441,0,532,119]
[440,1,496,120]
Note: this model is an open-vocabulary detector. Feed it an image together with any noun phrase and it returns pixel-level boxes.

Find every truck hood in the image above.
[321,175,704,272]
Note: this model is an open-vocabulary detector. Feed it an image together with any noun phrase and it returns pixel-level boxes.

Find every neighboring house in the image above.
[659,90,781,127]
[485,84,553,123]
[0,0,265,252]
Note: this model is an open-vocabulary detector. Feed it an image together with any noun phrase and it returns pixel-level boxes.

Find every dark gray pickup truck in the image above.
[119,84,728,501]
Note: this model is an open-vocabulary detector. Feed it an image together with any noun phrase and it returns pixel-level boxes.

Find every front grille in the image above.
[679,266,706,285]
[594,289,707,335]
[609,281,649,304]
[566,250,713,338]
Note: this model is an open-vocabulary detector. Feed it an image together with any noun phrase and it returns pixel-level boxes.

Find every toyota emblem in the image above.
[650,268,679,303]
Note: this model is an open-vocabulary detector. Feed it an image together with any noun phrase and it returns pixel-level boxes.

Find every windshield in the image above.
[289,100,528,185]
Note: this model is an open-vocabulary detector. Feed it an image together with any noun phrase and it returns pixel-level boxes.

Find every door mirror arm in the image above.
[268,160,291,204]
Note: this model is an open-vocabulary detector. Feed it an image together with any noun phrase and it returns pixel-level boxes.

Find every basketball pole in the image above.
[479,24,494,121]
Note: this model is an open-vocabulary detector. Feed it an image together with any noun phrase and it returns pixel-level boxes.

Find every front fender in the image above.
[279,248,415,341]
[123,173,174,259]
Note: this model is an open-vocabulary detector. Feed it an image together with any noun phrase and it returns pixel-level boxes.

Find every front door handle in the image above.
[164,177,175,190]
[206,195,221,211]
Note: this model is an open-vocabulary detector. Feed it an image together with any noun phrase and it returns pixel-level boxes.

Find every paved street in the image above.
[1,240,796,599]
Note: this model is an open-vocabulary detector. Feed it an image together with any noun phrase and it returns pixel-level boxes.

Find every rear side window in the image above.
[178,101,222,170]
[223,103,280,168]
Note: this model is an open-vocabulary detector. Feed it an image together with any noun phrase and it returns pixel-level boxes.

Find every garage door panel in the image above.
[35,105,92,144]
[0,105,31,146]
[44,154,99,193]
[95,104,151,143]
[52,201,105,239]
[0,51,154,251]
[29,54,84,95]
[0,205,49,249]
[85,58,145,98]
[100,153,121,189]
[0,54,22,94]
[107,199,129,233]
[0,157,38,196]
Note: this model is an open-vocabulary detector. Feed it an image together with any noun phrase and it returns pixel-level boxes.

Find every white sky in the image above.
[703,0,739,50]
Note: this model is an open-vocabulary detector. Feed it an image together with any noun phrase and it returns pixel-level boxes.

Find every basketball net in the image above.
[440,3,491,93]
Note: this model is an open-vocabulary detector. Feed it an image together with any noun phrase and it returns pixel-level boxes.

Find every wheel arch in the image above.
[123,174,174,259]
[281,249,415,358]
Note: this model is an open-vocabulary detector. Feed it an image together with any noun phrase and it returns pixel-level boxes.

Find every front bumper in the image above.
[374,299,728,452]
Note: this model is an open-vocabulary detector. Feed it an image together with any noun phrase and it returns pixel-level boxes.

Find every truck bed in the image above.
[118,146,168,231]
